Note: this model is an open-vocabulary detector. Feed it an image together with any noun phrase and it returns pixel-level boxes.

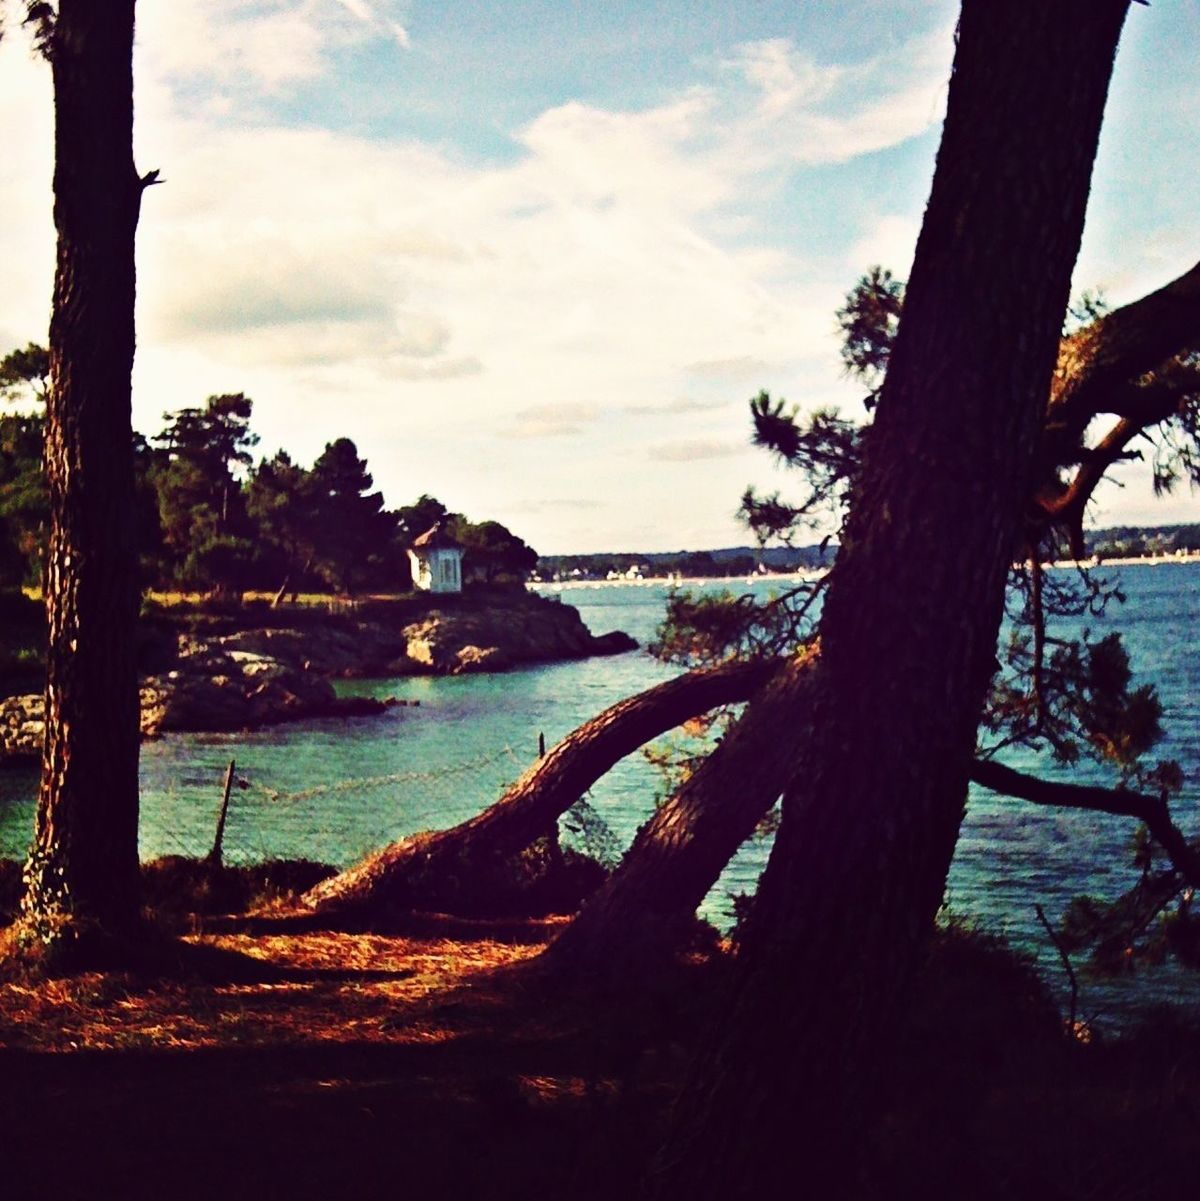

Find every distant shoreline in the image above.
[535,552,1200,591]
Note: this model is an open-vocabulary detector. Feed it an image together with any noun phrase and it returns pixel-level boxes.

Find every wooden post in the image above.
[538,731,546,759]
[207,758,236,868]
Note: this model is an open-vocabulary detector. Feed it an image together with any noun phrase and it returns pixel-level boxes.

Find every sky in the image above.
[0,0,1197,553]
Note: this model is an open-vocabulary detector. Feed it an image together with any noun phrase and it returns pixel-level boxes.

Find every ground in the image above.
[0,904,694,1201]
[1,872,1198,1200]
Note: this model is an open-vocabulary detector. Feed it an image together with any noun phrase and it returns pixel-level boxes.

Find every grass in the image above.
[0,864,1197,1199]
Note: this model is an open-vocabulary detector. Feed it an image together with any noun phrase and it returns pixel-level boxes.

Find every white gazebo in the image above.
[408,522,464,593]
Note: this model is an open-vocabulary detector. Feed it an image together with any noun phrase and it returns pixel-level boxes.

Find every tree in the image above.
[0,408,46,588]
[0,342,50,404]
[302,658,779,917]
[308,437,395,595]
[5,0,158,964]
[152,393,258,596]
[396,493,452,543]
[450,517,538,584]
[645,3,1135,1193]
[245,449,319,604]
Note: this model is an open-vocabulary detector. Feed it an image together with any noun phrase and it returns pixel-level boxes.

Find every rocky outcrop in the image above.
[210,592,637,679]
[0,591,636,758]
[139,639,341,734]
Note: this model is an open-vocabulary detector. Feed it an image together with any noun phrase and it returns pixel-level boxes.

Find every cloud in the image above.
[136,2,412,103]
[0,10,970,551]
[503,402,602,439]
[648,438,746,462]
[387,355,482,381]
[720,28,953,168]
[509,497,604,514]
[621,397,730,417]
[847,214,921,277]
[684,356,775,382]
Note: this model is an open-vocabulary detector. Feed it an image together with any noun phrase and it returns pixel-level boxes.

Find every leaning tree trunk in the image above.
[542,648,817,979]
[650,3,1132,1196]
[301,657,779,917]
[14,2,147,964]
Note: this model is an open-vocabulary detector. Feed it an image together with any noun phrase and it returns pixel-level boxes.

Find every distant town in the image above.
[534,521,1200,583]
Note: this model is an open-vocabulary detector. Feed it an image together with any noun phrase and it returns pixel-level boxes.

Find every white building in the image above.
[408,522,464,593]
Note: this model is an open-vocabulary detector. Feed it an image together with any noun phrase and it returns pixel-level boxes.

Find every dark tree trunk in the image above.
[542,649,817,980]
[15,1,146,963]
[301,658,778,917]
[650,3,1131,1195]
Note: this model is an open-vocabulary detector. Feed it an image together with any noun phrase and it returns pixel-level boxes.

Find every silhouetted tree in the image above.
[6,0,158,965]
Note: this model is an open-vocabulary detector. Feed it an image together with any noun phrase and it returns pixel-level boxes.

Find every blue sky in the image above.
[1,1,1197,552]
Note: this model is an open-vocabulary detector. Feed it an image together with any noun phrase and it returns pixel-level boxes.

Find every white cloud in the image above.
[648,438,747,462]
[847,214,921,277]
[0,13,960,548]
[719,27,953,168]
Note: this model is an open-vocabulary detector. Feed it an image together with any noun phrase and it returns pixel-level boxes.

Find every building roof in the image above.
[411,521,463,551]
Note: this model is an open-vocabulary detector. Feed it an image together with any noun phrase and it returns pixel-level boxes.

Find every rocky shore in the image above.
[1,591,636,764]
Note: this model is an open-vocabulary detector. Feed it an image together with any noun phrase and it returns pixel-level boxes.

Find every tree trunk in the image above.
[14,1,146,964]
[301,658,779,917]
[651,3,1131,1195]
[542,648,817,979]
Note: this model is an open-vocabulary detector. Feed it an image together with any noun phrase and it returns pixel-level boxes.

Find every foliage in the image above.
[307,437,396,594]
[834,264,904,397]
[451,517,538,584]
[0,342,49,404]
[0,342,537,600]
[0,411,46,587]
[648,264,1200,972]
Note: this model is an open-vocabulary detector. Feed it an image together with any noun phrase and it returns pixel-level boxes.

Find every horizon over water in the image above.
[0,562,1196,1025]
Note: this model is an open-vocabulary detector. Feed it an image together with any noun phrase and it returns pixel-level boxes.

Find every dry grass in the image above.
[1,891,1198,1201]
[0,923,556,1052]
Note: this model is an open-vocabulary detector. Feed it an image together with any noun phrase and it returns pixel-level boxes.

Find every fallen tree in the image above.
[300,656,780,916]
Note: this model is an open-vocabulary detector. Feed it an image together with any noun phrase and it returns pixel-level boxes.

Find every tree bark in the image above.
[542,648,817,979]
[301,657,779,916]
[650,3,1131,1196]
[14,1,146,963]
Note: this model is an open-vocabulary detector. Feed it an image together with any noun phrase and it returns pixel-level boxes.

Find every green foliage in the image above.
[450,517,538,584]
[0,410,46,587]
[1059,858,1199,976]
[0,342,49,404]
[151,394,260,595]
[307,437,396,594]
[834,265,904,391]
[396,493,452,542]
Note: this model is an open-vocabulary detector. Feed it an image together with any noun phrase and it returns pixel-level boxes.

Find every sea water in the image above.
[0,562,1196,1021]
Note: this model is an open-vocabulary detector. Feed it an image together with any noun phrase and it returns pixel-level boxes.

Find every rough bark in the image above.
[650,3,1131,1196]
[301,657,779,916]
[14,1,146,963]
[1035,257,1200,552]
[542,648,817,978]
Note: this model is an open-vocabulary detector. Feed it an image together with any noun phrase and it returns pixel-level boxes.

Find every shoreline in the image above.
[536,552,1200,592]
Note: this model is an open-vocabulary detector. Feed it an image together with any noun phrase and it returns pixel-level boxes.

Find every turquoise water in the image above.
[0,563,1196,1019]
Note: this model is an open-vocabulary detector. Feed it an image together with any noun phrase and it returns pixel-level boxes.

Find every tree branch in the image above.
[969,758,1200,887]
[1048,258,1200,442]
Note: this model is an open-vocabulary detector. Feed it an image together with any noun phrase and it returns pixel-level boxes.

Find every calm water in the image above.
[1,563,1196,1021]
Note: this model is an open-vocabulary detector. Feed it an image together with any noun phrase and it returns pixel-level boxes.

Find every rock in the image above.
[453,645,511,674]
[1,590,635,755]
[141,654,337,735]
[590,630,639,656]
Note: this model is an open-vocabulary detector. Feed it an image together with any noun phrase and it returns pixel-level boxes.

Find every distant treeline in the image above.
[1,349,536,598]
[541,522,1200,581]
[538,542,835,581]
[1084,523,1200,559]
